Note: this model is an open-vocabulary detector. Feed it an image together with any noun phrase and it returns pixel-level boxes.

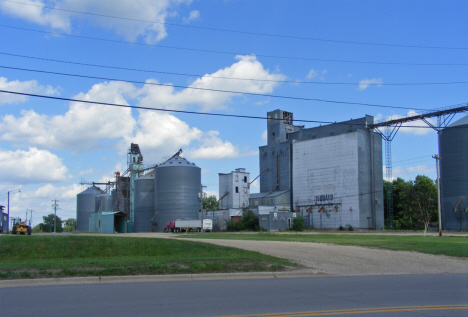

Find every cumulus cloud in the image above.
[185,131,240,159]
[0,0,191,44]
[0,148,69,184]
[0,77,59,105]
[1,56,281,160]
[138,55,286,112]
[0,81,137,151]
[358,78,383,90]
[183,10,199,23]
[124,110,202,161]
[31,183,81,199]
[392,165,435,179]
[306,69,327,80]
[378,110,436,136]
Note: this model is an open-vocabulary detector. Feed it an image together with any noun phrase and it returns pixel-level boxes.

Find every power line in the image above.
[2,51,468,85]
[0,65,427,111]
[0,89,458,129]
[1,24,467,67]
[3,0,468,50]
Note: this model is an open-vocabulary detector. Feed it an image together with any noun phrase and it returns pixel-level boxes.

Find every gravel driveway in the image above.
[77,232,468,276]
[182,238,468,275]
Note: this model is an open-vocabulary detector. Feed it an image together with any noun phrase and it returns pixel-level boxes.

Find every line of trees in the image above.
[32,214,77,233]
[384,175,438,230]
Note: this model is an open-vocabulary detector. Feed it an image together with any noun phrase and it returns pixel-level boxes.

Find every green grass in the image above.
[0,235,295,279]
[181,232,468,258]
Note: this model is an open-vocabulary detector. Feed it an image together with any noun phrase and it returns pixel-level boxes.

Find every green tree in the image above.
[63,218,77,232]
[384,175,438,230]
[39,214,63,233]
[202,195,219,210]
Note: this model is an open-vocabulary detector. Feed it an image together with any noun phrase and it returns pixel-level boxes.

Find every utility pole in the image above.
[7,188,20,233]
[26,209,33,226]
[433,155,442,237]
[199,184,206,233]
[52,200,59,233]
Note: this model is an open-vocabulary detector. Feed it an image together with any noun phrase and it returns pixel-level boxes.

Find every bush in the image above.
[291,216,305,231]
[338,226,345,231]
[226,209,260,231]
[345,224,354,231]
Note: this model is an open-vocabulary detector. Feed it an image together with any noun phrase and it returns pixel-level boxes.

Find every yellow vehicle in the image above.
[11,218,32,235]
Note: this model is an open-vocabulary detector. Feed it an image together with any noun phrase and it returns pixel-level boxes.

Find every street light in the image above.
[7,188,21,233]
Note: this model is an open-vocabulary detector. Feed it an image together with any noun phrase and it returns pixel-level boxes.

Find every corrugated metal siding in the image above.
[76,186,103,232]
[154,156,201,232]
[440,125,468,230]
[134,177,155,232]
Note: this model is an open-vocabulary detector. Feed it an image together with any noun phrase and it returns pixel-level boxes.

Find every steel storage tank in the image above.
[154,155,201,232]
[134,173,155,232]
[95,194,113,212]
[440,115,468,231]
[76,186,104,231]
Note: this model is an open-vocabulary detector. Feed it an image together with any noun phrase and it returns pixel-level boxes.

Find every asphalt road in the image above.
[2,273,467,317]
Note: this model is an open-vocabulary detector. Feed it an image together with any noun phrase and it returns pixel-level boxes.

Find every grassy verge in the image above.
[180,232,468,258]
[0,235,295,279]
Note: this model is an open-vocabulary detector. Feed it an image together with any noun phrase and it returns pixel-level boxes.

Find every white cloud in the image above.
[358,78,383,90]
[1,57,281,161]
[262,130,267,142]
[255,99,270,106]
[306,69,327,80]
[0,148,69,184]
[0,81,137,151]
[138,55,286,112]
[185,130,240,159]
[31,183,81,199]
[124,110,202,161]
[250,179,259,189]
[183,10,199,23]
[0,0,191,44]
[204,190,218,199]
[382,110,436,136]
[0,77,59,105]
[392,164,435,179]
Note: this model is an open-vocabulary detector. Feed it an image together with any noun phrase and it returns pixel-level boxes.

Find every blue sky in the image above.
[1,0,467,226]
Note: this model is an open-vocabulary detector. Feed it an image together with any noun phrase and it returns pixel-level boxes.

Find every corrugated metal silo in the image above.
[134,173,155,232]
[440,115,468,231]
[154,155,201,232]
[95,193,113,212]
[77,186,104,231]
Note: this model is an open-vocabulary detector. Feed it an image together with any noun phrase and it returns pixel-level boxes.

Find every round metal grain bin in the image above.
[95,194,113,212]
[154,156,201,232]
[134,174,155,232]
[76,186,103,231]
[440,115,468,231]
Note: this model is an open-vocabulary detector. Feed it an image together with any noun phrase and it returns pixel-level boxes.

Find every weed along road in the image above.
[1,274,468,317]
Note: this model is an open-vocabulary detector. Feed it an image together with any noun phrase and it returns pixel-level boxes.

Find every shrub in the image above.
[226,209,260,231]
[291,216,305,231]
[338,226,345,231]
[345,224,354,231]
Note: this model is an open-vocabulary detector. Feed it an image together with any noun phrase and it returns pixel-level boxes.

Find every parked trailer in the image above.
[164,219,212,232]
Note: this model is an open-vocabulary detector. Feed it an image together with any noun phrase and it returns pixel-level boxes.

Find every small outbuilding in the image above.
[259,211,297,231]
[89,211,127,233]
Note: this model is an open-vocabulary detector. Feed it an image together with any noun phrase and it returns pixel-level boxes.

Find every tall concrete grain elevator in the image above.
[258,109,384,230]
[439,115,468,231]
